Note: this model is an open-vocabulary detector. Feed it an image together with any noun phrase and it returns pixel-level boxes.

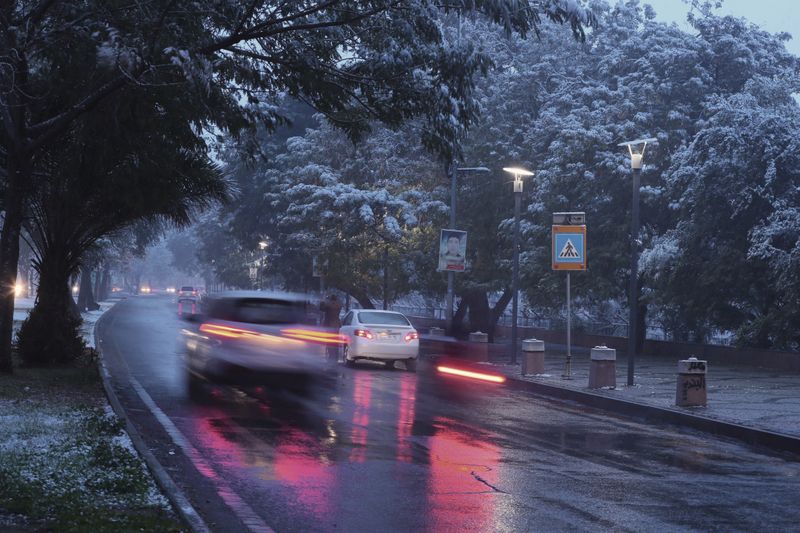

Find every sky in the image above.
[644,0,800,56]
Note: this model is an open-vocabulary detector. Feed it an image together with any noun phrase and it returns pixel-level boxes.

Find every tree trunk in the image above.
[99,267,111,301]
[636,301,647,354]
[451,296,467,337]
[488,288,513,343]
[77,267,99,311]
[465,290,490,335]
[94,267,102,302]
[36,257,77,321]
[16,243,84,365]
[77,269,89,310]
[0,157,27,374]
[348,286,375,310]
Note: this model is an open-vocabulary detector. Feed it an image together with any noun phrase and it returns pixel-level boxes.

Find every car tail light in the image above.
[436,365,506,384]
[199,323,260,339]
[354,329,374,340]
[281,328,346,345]
[404,331,419,342]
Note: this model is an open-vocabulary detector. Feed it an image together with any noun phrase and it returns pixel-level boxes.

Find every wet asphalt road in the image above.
[98,295,800,532]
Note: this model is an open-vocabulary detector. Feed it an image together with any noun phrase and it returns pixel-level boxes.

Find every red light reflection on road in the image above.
[193,414,250,470]
[349,372,372,462]
[273,427,334,520]
[428,417,501,531]
[192,410,335,521]
[396,374,417,462]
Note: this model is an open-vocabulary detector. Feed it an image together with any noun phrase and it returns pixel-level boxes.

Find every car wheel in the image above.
[343,346,355,367]
[187,370,206,402]
[385,360,395,370]
[406,359,417,372]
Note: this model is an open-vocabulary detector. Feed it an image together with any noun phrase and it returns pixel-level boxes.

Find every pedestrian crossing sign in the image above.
[552,225,586,271]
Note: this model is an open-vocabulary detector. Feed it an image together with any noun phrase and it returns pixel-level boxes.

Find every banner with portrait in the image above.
[437,229,467,272]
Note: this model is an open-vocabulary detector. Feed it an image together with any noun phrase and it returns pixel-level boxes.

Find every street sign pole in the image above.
[552,214,586,381]
[564,272,572,379]
[446,163,456,333]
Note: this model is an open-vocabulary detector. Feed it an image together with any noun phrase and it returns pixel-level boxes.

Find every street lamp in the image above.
[445,164,490,332]
[258,240,268,290]
[617,137,656,386]
[502,166,534,365]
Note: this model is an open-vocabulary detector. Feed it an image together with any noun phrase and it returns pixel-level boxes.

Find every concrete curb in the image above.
[94,306,209,533]
[502,374,800,455]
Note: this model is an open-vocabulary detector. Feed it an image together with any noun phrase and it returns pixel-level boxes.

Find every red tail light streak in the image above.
[436,365,506,384]
[281,328,347,345]
[199,323,260,339]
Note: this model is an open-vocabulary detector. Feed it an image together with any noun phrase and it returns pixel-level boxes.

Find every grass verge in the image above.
[0,353,183,532]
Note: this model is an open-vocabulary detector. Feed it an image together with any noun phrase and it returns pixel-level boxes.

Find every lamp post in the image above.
[502,166,534,365]
[445,164,490,332]
[258,240,268,290]
[617,138,656,386]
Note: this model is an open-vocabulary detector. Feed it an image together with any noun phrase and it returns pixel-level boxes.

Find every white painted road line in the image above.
[130,377,275,533]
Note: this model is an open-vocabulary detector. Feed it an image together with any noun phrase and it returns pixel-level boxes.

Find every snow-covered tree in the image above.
[0,0,594,372]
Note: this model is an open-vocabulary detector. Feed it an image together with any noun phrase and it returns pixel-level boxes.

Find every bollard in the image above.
[676,357,707,407]
[467,331,489,362]
[429,327,445,337]
[588,346,616,389]
[521,338,545,375]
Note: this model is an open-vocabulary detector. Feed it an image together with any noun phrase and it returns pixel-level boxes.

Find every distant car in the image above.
[178,286,198,300]
[339,310,419,371]
[183,291,342,398]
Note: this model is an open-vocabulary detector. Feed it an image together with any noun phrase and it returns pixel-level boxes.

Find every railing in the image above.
[389,305,447,320]
[392,304,736,347]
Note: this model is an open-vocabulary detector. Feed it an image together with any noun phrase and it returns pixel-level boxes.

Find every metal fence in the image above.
[390,304,736,347]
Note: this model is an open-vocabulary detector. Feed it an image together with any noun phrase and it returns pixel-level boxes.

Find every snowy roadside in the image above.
[0,299,183,532]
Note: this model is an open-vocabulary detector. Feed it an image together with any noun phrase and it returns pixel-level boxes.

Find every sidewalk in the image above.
[487,347,800,440]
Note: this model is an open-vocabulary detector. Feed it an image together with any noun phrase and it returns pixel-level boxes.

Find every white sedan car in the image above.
[339,310,419,371]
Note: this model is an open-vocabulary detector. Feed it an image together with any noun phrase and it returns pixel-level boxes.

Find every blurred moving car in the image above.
[183,291,343,398]
[339,310,419,371]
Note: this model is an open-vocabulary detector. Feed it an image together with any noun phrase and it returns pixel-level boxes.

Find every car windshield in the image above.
[180,286,194,291]
[357,312,410,326]
[212,298,309,325]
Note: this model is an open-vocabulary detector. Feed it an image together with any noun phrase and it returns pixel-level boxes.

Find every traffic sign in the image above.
[553,212,585,225]
[552,225,586,271]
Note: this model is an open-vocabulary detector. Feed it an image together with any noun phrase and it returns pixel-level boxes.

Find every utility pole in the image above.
[383,245,389,310]
[446,162,456,330]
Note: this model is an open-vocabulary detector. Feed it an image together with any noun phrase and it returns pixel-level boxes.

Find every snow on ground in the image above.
[12,297,117,346]
[0,296,174,527]
[13,297,35,310]
[81,300,116,348]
